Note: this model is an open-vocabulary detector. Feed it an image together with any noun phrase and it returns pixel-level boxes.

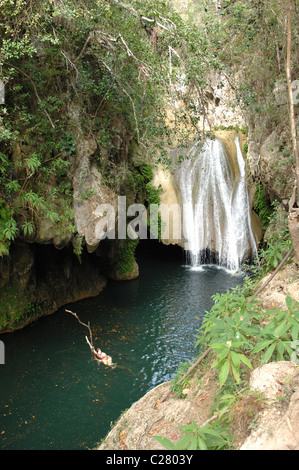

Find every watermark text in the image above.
[94,196,186,244]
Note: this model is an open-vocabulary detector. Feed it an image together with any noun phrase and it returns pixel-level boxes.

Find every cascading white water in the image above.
[175,136,257,271]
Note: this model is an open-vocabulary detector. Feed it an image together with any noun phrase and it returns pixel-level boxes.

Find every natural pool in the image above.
[0,242,244,450]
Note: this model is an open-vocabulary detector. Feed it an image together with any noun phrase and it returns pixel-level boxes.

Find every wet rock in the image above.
[110,259,139,281]
[0,243,107,333]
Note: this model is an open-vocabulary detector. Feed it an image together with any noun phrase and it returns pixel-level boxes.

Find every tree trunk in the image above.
[286,0,299,262]
[286,0,299,205]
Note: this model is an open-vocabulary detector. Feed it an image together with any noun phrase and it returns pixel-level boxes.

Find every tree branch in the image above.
[4,62,55,129]
[74,33,92,63]
[160,347,212,402]
[65,309,93,346]
[101,60,143,145]
[254,247,294,297]
[286,0,299,205]
[66,309,115,367]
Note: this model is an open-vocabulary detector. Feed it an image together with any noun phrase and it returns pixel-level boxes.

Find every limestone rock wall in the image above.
[0,242,106,333]
[240,362,299,450]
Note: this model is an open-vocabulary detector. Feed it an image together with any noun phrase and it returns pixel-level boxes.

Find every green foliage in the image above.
[157,289,298,450]
[196,287,262,350]
[170,361,193,398]
[259,202,292,273]
[116,238,139,275]
[140,165,154,182]
[211,341,252,387]
[25,154,41,174]
[253,184,272,231]
[260,242,286,271]
[146,183,161,207]
[203,0,298,153]
[196,286,299,387]
[210,391,240,422]
[21,221,35,238]
[0,0,296,265]
[72,234,84,263]
[153,421,229,450]
[251,296,299,364]
[0,200,17,255]
[196,288,260,387]
[0,283,27,329]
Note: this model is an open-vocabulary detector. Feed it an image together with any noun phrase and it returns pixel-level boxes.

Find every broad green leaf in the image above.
[211,343,226,350]
[273,319,289,338]
[231,341,245,348]
[230,351,240,368]
[200,425,217,437]
[219,393,236,402]
[277,339,285,360]
[187,436,198,450]
[252,339,274,353]
[152,435,175,450]
[231,362,240,383]
[211,358,219,369]
[261,342,276,364]
[217,348,229,362]
[283,340,294,357]
[197,436,208,450]
[286,296,293,309]
[174,434,193,450]
[290,321,299,341]
[219,359,230,387]
[177,424,193,432]
[239,354,253,369]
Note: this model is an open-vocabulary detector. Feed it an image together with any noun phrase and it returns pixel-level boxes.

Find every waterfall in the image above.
[175,136,257,271]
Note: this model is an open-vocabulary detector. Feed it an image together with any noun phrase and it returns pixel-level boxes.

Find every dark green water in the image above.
[0,243,243,450]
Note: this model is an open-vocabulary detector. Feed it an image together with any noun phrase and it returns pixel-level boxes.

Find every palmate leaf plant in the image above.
[196,287,299,389]
[153,421,229,450]
[251,296,299,365]
[211,341,253,387]
[195,288,262,350]
[0,200,18,256]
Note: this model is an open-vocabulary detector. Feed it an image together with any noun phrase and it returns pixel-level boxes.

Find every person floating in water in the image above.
[66,309,115,368]
[93,345,113,366]
[85,336,114,367]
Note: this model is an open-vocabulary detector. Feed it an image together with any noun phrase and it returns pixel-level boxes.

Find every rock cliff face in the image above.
[247,126,296,205]
[0,241,107,333]
[246,77,297,210]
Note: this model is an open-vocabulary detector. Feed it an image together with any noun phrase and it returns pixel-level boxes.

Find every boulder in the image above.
[240,362,299,450]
